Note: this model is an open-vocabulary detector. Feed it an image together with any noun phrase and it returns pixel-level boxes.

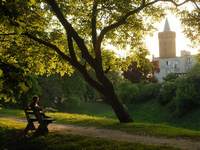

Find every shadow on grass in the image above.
[0,127,45,150]
[0,127,177,150]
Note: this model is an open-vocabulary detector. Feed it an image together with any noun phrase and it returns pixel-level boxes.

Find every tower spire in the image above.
[159,17,176,58]
[163,18,171,31]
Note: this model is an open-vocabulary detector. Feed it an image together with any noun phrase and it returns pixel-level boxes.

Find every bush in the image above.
[117,81,139,104]
[116,81,161,104]
[137,83,161,102]
[171,75,200,116]
[187,63,200,76]
[157,63,200,117]
[163,73,178,82]
[157,81,176,105]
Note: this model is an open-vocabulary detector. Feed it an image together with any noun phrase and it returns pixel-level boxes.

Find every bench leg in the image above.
[24,122,36,135]
[34,123,49,136]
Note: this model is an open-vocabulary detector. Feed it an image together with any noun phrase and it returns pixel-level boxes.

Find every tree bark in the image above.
[102,76,133,122]
[82,69,133,122]
[103,86,133,123]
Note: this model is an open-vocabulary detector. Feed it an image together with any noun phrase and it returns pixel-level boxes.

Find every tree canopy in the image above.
[1,0,199,75]
[177,1,200,45]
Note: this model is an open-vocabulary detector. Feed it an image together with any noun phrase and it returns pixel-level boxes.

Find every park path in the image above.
[1,117,200,150]
[49,123,200,150]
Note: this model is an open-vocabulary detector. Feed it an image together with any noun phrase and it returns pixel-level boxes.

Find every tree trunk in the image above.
[103,85,133,123]
[82,70,133,122]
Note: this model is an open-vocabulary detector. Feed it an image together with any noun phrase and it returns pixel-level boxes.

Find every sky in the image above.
[145,14,198,58]
[106,2,199,59]
[109,14,198,59]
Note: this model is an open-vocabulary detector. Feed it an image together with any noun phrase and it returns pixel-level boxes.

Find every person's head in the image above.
[32,95,39,104]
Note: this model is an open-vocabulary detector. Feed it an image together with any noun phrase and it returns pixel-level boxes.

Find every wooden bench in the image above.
[24,107,54,136]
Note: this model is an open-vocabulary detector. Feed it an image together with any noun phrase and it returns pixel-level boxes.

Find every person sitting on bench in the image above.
[29,95,41,110]
[29,96,49,119]
[24,96,53,136]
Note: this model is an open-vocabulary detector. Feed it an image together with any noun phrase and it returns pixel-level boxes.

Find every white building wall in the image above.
[154,55,197,82]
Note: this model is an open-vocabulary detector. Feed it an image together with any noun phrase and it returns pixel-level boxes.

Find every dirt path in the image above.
[49,124,200,150]
[1,117,200,150]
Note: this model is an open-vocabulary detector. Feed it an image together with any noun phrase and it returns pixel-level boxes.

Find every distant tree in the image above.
[123,48,154,83]
[123,61,143,83]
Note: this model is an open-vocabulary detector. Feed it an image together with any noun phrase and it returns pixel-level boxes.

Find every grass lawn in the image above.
[128,100,200,130]
[0,118,177,150]
[0,107,200,139]
[64,100,200,130]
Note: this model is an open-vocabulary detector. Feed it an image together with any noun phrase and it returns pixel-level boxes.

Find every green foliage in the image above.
[0,0,165,77]
[157,81,177,105]
[101,51,130,73]
[177,6,200,45]
[117,81,140,104]
[116,81,160,104]
[0,61,41,107]
[158,63,200,117]
[171,75,200,116]
[187,63,200,76]
[163,73,178,82]
[38,72,98,111]
[0,35,74,76]
[136,83,161,102]
[23,75,42,104]
[123,48,155,83]
[0,0,74,76]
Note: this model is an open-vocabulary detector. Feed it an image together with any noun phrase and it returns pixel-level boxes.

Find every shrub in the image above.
[187,63,200,76]
[157,81,176,105]
[163,73,178,82]
[116,82,160,104]
[171,75,200,116]
[157,63,200,117]
[136,83,161,102]
[116,81,139,104]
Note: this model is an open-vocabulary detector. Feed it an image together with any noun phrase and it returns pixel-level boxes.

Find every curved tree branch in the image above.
[191,0,200,10]
[24,33,73,63]
[46,0,96,68]
[91,0,98,50]
[25,32,104,93]
[97,0,159,49]
[164,0,190,7]
[97,0,190,47]
[66,32,78,62]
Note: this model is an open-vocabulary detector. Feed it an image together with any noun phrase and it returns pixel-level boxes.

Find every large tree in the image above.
[0,0,198,122]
